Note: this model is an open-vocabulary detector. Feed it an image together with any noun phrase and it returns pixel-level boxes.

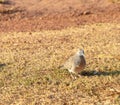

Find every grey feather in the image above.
[59,49,86,74]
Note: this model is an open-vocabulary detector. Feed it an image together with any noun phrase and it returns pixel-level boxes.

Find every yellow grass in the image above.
[109,0,120,3]
[0,0,5,2]
[0,23,120,104]
[0,0,7,3]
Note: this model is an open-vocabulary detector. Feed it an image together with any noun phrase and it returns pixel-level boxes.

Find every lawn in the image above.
[0,23,120,104]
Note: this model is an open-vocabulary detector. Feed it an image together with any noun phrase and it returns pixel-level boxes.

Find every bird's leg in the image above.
[77,73,82,78]
[71,73,80,80]
[68,69,76,79]
[68,65,77,79]
[70,73,76,79]
[72,72,81,78]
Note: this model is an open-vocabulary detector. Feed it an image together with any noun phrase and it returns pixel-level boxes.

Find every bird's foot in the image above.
[70,73,81,80]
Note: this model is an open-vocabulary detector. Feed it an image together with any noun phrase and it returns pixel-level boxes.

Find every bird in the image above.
[59,49,86,78]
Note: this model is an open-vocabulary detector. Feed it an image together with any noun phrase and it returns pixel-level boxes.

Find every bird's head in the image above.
[76,49,85,56]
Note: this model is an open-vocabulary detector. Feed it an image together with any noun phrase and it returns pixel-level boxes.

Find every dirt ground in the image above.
[0,0,120,32]
[0,0,120,105]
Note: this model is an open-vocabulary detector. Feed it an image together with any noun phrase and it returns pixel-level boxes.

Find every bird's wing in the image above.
[63,55,74,69]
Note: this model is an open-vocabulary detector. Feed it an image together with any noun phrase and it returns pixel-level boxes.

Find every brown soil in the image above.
[0,0,120,32]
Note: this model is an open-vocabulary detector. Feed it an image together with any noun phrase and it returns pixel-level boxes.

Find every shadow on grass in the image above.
[81,70,120,76]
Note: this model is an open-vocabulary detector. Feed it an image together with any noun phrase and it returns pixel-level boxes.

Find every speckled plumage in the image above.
[60,49,86,74]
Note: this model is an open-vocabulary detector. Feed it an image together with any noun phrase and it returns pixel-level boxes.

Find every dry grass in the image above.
[0,0,5,3]
[0,0,9,4]
[0,23,120,104]
[109,0,120,3]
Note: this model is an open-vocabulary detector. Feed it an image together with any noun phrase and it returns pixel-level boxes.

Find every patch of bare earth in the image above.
[0,0,120,32]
